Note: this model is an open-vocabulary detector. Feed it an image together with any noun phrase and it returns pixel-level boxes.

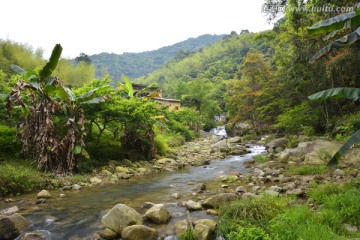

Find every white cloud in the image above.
[0,0,272,58]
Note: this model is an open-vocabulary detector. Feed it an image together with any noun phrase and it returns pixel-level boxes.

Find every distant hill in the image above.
[89,34,225,81]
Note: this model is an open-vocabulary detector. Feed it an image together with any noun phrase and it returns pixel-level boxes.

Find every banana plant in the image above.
[116,75,160,101]
[308,3,360,166]
[308,2,360,63]
[5,44,110,173]
[308,88,360,166]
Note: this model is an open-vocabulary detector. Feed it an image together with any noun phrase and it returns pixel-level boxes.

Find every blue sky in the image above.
[0,0,272,58]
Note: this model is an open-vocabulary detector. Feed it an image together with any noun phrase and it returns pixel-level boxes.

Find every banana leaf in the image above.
[309,27,360,63]
[308,11,360,35]
[39,44,62,80]
[308,87,360,101]
[328,129,360,166]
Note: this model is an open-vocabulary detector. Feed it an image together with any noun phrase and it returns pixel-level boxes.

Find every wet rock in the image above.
[194,219,217,232]
[37,190,51,199]
[98,227,118,239]
[171,193,181,199]
[145,204,171,224]
[194,224,212,240]
[61,185,72,191]
[175,220,188,237]
[20,230,51,240]
[59,194,66,198]
[121,225,158,240]
[142,202,155,209]
[183,200,202,211]
[202,193,238,209]
[0,213,30,240]
[0,206,18,216]
[101,203,143,234]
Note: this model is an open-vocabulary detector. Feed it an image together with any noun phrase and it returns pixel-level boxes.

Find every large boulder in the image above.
[101,204,143,234]
[211,139,229,153]
[145,204,171,224]
[175,220,188,237]
[227,137,242,144]
[266,138,289,149]
[193,219,217,232]
[183,200,202,211]
[20,230,51,240]
[121,225,158,240]
[303,140,341,165]
[194,224,212,240]
[0,213,30,240]
[202,193,238,209]
[37,190,51,199]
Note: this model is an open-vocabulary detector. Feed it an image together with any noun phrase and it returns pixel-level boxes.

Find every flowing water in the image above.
[2,145,266,239]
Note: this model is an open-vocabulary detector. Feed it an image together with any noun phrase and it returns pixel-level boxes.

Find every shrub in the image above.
[253,155,270,163]
[0,160,47,196]
[291,165,327,175]
[0,125,21,156]
[226,224,272,240]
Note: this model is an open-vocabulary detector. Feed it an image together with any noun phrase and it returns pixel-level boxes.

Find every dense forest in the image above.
[89,34,225,81]
[135,0,360,139]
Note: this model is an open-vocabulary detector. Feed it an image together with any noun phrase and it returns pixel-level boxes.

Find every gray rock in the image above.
[196,183,207,191]
[266,138,289,149]
[20,230,51,240]
[269,186,283,192]
[72,184,81,190]
[184,200,202,211]
[202,193,238,209]
[142,202,155,209]
[193,219,217,232]
[227,137,242,144]
[145,204,171,224]
[286,188,305,197]
[211,139,229,153]
[0,206,18,216]
[37,190,51,199]
[121,225,158,240]
[194,224,212,240]
[264,190,279,197]
[98,228,118,239]
[175,220,188,237]
[101,203,143,234]
[36,198,46,205]
[242,192,256,198]
[236,186,246,193]
[171,193,181,199]
[334,169,345,176]
[0,213,30,240]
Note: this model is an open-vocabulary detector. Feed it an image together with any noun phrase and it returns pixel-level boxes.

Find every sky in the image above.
[0,0,272,59]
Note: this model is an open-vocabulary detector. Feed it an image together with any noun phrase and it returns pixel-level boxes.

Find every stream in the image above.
[3,145,266,239]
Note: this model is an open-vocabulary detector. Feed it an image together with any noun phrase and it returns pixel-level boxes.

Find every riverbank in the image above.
[1,134,359,239]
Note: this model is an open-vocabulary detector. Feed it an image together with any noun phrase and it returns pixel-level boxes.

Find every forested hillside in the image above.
[136,1,360,137]
[89,34,225,81]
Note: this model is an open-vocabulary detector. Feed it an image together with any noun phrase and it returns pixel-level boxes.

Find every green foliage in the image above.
[217,196,288,237]
[275,102,322,134]
[253,155,270,163]
[90,34,225,80]
[291,165,327,175]
[309,182,360,225]
[178,228,195,240]
[0,159,47,196]
[269,206,338,240]
[0,125,21,155]
[226,224,272,240]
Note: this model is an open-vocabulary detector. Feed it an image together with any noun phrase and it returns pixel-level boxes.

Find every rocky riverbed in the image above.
[1,134,359,240]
